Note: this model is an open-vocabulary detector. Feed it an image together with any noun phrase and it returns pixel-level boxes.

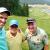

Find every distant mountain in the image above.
[19,0,50,5]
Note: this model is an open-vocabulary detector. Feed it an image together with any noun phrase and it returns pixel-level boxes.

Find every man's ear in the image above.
[17,28,21,33]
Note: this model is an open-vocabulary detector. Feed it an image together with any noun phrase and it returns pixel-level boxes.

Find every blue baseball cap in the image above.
[9,20,18,26]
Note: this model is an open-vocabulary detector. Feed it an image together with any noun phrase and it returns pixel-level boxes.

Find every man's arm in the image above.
[44,45,48,50]
[43,32,48,50]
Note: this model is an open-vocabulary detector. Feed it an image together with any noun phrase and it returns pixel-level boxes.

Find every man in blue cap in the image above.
[0,7,10,50]
[6,20,24,50]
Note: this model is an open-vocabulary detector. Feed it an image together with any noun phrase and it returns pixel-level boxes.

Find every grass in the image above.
[5,7,50,50]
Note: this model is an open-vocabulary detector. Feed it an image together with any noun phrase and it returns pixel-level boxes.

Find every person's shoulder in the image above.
[37,27,45,32]
[17,28,23,33]
[2,27,5,32]
[25,28,29,33]
[37,27,47,36]
[6,30,10,33]
[17,28,24,35]
[6,30,10,36]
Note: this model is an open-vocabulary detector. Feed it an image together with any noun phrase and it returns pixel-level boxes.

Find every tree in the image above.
[0,0,29,16]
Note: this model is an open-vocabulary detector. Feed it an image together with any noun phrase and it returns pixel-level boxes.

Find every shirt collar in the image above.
[0,28,2,33]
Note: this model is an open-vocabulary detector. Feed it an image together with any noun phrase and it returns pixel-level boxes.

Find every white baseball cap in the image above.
[0,7,10,16]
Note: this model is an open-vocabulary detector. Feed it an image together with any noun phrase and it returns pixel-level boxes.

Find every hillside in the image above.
[20,0,50,5]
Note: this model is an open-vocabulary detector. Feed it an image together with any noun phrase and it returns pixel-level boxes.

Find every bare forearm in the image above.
[44,45,48,50]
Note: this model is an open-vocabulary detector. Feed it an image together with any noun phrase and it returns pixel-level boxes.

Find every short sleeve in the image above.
[42,31,48,45]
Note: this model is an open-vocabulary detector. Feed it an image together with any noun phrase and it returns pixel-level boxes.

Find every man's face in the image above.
[0,12,8,28]
[9,25,18,34]
[27,22,37,33]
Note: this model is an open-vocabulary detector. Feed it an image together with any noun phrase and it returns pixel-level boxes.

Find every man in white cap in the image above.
[6,20,24,50]
[0,7,10,50]
[25,18,48,50]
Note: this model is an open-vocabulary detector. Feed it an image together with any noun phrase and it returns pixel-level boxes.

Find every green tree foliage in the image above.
[21,4,29,16]
[0,0,29,16]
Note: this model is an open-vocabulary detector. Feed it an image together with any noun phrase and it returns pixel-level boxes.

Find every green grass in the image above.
[5,7,50,50]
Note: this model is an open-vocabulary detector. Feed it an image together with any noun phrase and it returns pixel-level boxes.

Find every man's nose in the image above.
[30,25,33,27]
[2,18,6,23]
